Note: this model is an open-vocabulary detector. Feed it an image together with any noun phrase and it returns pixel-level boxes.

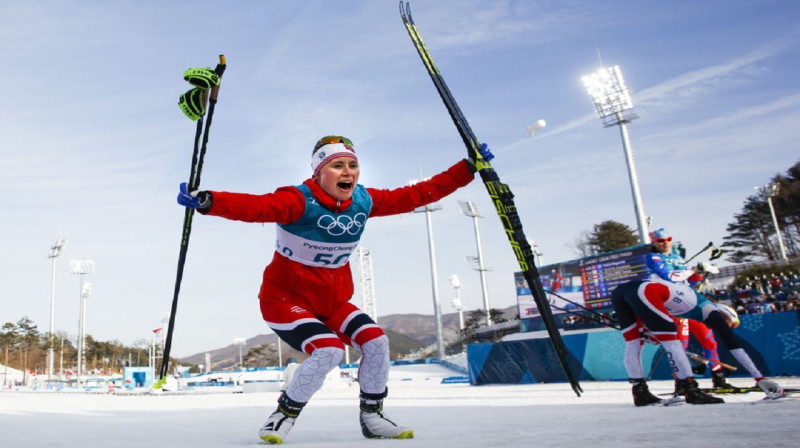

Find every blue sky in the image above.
[2,1,798,357]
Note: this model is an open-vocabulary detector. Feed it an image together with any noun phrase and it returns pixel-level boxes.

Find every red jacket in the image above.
[204,159,475,318]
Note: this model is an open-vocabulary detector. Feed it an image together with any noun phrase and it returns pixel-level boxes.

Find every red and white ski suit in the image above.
[202,160,475,354]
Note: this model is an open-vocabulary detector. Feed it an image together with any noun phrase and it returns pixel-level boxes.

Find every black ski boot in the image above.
[676,378,724,404]
[673,378,684,396]
[631,380,663,406]
[711,369,733,389]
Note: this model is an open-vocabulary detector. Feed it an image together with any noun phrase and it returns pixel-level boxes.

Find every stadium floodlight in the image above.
[755,183,788,263]
[409,178,445,359]
[448,274,465,331]
[528,239,543,267]
[47,238,67,381]
[458,200,492,326]
[582,65,650,244]
[583,65,635,123]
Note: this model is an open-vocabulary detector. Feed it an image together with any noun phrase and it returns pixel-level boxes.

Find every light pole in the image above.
[157,313,168,372]
[69,259,94,385]
[448,274,464,331]
[528,239,544,267]
[582,65,650,244]
[755,183,788,263]
[458,200,492,326]
[78,282,93,382]
[59,333,65,380]
[150,335,154,368]
[150,327,163,369]
[47,238,67,381]
[234,338,246,369]
[410,179,445,359]
[357,247,378,323]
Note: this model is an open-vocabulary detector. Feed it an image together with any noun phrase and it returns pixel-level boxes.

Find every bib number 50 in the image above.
[313,252,351,266]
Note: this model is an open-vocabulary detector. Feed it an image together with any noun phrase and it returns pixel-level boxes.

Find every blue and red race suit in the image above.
[644,246,721,370]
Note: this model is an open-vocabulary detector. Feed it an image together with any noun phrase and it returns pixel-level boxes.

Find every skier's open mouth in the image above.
[337,181,353,191]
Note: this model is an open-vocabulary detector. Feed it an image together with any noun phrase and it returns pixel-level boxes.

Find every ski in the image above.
[746,395,798,405]
[648,396,685,407]
[700,386,754,394]
[703,386,800,394]
[664,387,798,397]
[399,1,582,397]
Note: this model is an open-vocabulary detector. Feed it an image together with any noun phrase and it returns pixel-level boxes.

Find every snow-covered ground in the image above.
[2,362,798,447]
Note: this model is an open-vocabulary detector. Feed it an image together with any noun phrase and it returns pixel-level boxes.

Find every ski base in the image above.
[260,435,283,445]
[746,394,798,405]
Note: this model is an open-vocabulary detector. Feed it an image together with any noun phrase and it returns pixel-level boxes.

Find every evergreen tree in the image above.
[243,343,278,367]
[16,317,39,380]
[574,220,639,256]
[722,195,775,263]
[722,160,799,263]
[1,322,19,385]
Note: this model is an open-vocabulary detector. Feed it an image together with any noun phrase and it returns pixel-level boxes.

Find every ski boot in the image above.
[676,377,724,404]
[673,378,684,397]
[359,390,414,439]
[756,377,787,399]
[259,392,306,444]
[711,369,734,389]
[631,380,664,407]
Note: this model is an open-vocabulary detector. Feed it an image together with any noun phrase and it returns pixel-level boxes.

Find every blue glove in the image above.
[177,183,211,210]
[478,143,494,161]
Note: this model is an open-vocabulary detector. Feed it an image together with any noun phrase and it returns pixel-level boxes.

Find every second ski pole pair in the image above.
[158,56,227,387]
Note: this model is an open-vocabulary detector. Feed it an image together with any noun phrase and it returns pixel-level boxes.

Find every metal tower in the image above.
[357,247,378,323]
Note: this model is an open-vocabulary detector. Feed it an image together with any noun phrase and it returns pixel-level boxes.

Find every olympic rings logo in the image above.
[317,213,367,236]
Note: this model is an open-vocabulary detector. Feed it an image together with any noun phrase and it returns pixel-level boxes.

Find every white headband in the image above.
[311,143,358,176]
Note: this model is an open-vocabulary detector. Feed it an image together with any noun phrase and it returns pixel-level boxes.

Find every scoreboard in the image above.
[516,244,652,320]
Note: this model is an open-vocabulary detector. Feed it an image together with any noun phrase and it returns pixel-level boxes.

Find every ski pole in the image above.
[646,348,666,380]
[157,55,227,386]
[545,289,618,327]
[685,351,736,371]
[546,300,676,376]
[546,289,736,370]
[684,241,713,264]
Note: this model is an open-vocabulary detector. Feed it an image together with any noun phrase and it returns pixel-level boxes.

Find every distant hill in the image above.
[178,306,518,371]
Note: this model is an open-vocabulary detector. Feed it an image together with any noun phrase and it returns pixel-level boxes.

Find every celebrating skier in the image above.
[178,135,488,444]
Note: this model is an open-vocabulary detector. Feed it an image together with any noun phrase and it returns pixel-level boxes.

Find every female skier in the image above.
[611,277,785,406]
[645,227,736,390]
[178,135,490,443]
